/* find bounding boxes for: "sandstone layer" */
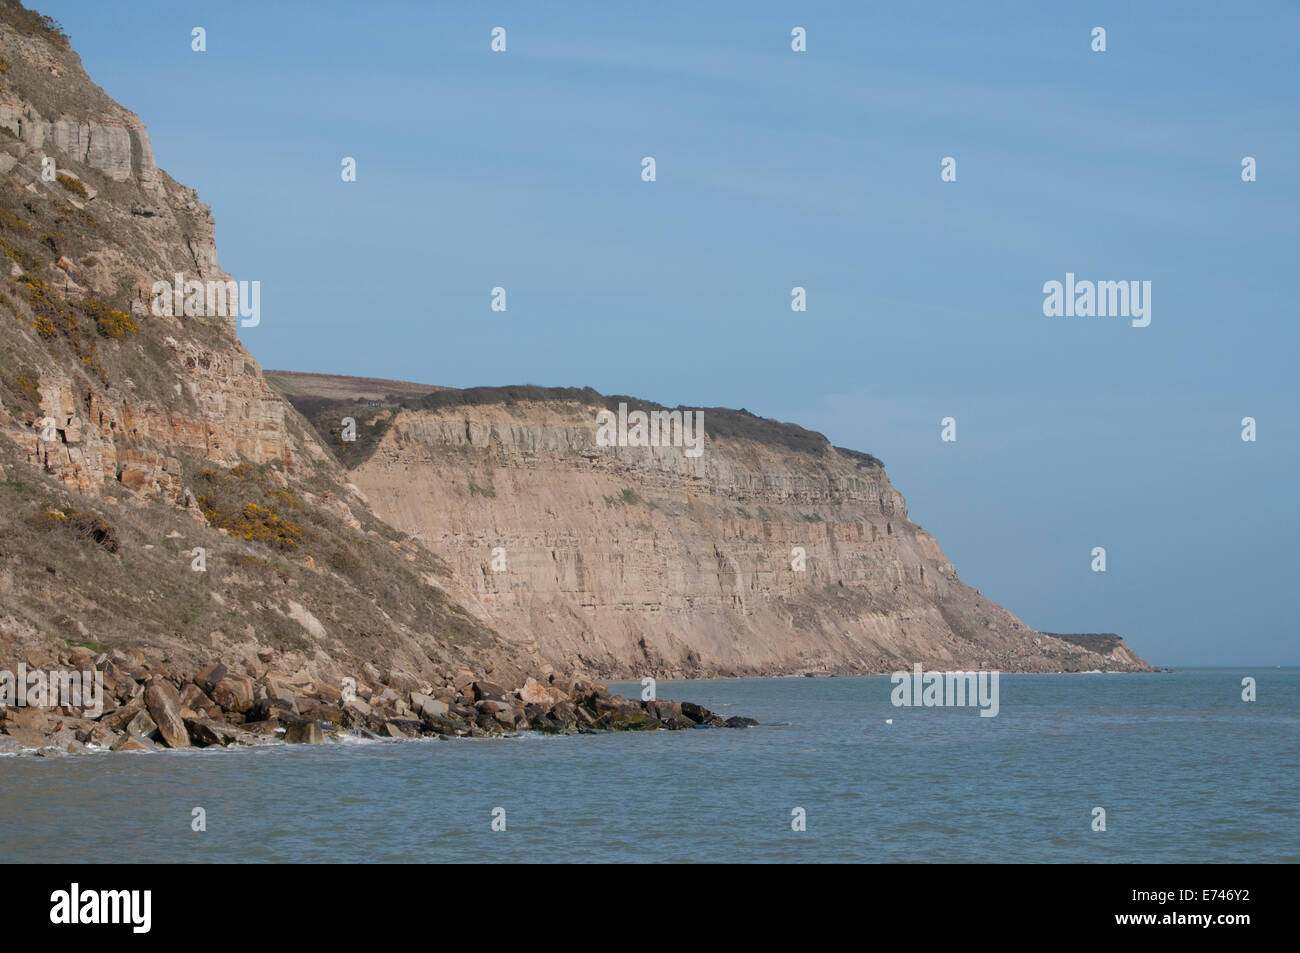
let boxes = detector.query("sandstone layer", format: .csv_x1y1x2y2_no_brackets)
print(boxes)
296,387,1154,679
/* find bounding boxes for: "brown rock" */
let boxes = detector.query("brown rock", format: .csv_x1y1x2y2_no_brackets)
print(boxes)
103,696,144,731
179,683,218,714
472,680,509,702
249,696,297,721
210,673,254,713
111,733,158,752
76,722,122,747
298,701,343,725
144,679,191,748
195,663,229,694
2,707,48,731
283,721,326,744
241,719,283,735
548,701,579,728
184,716,239,747
384,669,422,695
412,694,449,719
518,677,564,705
2,726,49,748
125,708,159,741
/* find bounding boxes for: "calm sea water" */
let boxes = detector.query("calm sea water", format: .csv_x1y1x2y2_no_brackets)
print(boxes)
0,669,1295,863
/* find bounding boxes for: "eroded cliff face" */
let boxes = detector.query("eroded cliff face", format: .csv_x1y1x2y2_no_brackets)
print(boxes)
0,11,297,501
344,396,1151,678
0,6,538,701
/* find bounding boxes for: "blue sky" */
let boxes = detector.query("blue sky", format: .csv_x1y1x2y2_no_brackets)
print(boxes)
38,1,1299,665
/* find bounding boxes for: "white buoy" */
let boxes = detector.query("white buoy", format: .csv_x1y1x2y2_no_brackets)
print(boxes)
885,719,893,725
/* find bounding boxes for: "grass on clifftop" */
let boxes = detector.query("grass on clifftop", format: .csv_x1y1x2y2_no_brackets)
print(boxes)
278,381,885,470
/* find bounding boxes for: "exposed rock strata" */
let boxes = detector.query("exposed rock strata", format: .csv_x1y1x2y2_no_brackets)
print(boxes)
330,393,1153,678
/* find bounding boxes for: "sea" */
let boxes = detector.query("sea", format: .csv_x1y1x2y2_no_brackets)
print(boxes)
0,669,1294,863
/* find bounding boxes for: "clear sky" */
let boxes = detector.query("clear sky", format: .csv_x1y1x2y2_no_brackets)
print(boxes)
36,1,1299,666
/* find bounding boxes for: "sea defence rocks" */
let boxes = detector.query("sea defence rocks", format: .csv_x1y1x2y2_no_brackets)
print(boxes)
0,652,754,755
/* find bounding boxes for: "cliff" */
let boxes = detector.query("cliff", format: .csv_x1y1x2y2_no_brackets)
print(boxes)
0,2,539,699
0,1,1149,754
284,382,1153,678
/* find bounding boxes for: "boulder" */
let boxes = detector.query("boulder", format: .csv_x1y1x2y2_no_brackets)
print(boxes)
184,716,241,747
241,719,283,735
645,699,682,721
724,716,759,728
283,721,327,744
210,674,255,713
195,663,228,694
124,708,159,741
179,683,218,714
384,669,422,695
102,697,144,731
109,670,143,703
2,706,48,731
2,726,49,748
548,702,579,728
298,701,343,725
681,701,725,726
518,677,564,706
600,708,660,731
76,722,122,747
382,719,424,738
249,696,297,722
472,680,510,703
420,713,469,736
144,679,191,748
263,675,296,703
340,699,373,729
110,733,157,752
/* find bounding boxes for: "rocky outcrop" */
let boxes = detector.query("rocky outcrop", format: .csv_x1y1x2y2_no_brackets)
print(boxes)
0,645,749,755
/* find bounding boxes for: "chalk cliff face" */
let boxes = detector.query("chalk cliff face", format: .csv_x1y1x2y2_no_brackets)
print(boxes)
292,387,1152,678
